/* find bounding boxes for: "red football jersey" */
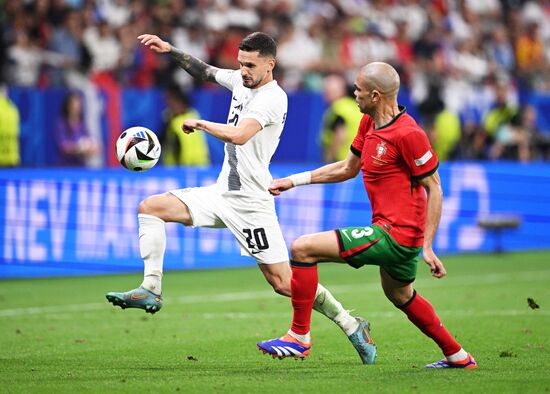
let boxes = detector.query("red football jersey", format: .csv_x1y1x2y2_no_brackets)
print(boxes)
350,108,439,247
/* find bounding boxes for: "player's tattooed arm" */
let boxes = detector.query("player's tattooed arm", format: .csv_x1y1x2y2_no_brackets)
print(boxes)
139,34,219,82
169,46,218,83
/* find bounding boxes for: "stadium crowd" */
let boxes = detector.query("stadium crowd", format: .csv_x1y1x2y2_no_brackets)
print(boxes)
1,0,550,163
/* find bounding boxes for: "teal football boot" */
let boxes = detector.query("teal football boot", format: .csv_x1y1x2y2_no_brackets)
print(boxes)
348,317,377,364
106,286,163,314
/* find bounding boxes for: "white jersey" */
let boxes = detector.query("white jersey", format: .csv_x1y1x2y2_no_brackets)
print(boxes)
214,69,287,197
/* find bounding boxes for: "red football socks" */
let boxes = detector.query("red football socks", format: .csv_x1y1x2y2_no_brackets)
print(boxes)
399,290,462,356
289,261,318,335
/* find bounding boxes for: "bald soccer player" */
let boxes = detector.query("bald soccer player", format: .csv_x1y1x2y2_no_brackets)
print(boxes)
257,62,476,369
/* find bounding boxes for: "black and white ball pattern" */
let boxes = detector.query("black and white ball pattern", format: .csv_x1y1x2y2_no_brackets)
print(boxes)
116,126,161,171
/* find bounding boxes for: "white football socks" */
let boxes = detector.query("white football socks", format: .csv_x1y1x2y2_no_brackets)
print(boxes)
138,213,166,295
288,330,311,345
447,348,468,362
314,284,360,336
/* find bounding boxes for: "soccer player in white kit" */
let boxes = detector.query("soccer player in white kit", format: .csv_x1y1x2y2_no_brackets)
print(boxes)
106,32,376,363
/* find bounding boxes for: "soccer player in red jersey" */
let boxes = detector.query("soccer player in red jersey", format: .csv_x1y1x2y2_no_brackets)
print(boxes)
257,62,476,369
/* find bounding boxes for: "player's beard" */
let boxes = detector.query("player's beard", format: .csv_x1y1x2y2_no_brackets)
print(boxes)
357,100,372,116
242,75,262,89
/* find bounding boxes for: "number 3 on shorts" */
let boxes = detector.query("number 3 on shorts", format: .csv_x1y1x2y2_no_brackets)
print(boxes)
348,226,374,239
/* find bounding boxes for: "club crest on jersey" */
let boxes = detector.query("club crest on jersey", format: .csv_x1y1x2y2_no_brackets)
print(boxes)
371,141,388,165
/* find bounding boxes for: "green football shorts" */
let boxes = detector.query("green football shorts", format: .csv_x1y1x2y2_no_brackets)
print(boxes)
334,224,422,282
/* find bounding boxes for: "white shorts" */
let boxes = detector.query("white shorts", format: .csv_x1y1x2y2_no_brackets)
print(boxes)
170,185,289,264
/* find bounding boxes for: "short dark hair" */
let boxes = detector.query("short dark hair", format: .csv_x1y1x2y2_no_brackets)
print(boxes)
239,32,277,58
61,91,83,120
165,85,190,108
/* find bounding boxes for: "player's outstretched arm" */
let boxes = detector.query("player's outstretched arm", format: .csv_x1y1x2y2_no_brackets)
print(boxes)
138,34,219,83
419,170,446,278
182,118,262,145
269,151,361,196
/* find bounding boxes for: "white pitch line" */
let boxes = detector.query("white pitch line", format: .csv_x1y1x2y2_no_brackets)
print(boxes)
0,270,548,318
199,309,550,320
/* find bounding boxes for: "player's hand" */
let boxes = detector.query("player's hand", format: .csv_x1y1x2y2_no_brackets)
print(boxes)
138,34,171,53
422,248,446,278
182,119,199,134
268,178,294,196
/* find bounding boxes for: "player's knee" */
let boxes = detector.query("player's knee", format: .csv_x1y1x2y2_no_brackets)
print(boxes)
138,196,157,215
384,287,413,306
271,281,290,297
290,236,314,262
266,273,290,296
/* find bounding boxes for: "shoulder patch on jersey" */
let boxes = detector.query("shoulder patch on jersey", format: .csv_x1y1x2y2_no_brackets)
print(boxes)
414,150,433,166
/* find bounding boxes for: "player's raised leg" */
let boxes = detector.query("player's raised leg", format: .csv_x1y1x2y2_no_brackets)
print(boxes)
380,268,477,368
106,193,193,314
258,231,377,363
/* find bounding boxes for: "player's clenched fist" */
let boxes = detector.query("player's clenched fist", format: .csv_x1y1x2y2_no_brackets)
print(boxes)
268,178,293,196
138,34,171,53
182,119,200,134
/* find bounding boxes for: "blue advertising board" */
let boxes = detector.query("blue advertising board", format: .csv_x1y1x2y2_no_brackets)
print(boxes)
1,163,549,278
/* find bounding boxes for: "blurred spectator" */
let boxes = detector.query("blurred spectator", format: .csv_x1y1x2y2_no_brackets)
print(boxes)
162,87,210,166
118,19,158,87
418,81,461,161
98,0,131,28
483,83,518,138
489,109,531,161
389,0,429,42
515,21,547,90
391,19,415,85
315,17,354,76
453,121,490,160
226,0,260,30
320,74,362,163
83,19,121,78
1,0,550,164
363,0,397,39
48,9,91,86
445,37,491,116
490,104,550,161
0,83,20,167
521,0,550,43
518,105,550,160
172,22,210,91
485,24,515,74
276,16,321,90
350,23,397,73
216,26,249,70
55,91,99,167
46,8,103,167
7,29,68,86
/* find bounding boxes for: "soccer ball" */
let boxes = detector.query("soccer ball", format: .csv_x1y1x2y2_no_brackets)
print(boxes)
116,126,161,171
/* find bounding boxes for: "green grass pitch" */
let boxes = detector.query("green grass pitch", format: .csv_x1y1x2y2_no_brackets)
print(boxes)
1,251,549,393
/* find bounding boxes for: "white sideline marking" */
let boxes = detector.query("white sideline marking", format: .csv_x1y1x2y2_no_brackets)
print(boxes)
198,309,550,320
0,270,548,318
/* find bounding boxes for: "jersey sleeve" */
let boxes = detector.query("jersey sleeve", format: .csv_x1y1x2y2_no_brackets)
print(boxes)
242,89,287,128
215,69,241,91
350,115,371,157
398,128,439,179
